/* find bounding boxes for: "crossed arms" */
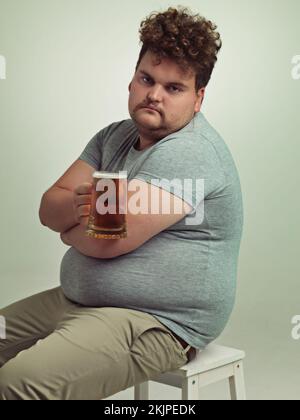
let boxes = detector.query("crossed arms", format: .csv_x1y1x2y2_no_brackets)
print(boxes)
39,159,192,259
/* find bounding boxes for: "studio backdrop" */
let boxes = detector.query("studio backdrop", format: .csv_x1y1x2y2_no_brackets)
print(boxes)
0,0,299,400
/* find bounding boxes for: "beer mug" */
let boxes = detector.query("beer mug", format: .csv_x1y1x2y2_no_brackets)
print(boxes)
86,171,128,239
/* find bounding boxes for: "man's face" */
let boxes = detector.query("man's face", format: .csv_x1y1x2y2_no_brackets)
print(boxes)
128,50,205,143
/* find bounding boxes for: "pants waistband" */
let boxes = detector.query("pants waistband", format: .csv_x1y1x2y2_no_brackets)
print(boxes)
171,332,194,358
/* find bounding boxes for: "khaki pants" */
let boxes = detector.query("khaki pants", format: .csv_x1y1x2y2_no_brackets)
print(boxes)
0,287,190,400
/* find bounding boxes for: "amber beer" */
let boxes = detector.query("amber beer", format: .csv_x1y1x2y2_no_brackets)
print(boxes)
86,171,127,239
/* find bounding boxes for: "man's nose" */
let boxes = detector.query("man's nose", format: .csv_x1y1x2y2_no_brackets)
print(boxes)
147,85,163,102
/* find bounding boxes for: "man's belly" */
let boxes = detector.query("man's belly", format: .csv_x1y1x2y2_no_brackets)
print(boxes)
59,237,210,310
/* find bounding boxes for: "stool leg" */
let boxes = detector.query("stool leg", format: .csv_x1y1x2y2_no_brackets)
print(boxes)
229,361,246,400
134,381,150,400
182,375,200,400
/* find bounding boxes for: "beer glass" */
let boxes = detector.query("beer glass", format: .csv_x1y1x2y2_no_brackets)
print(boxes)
86,171,127,239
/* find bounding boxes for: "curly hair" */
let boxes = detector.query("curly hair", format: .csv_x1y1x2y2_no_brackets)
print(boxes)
135,6,222,91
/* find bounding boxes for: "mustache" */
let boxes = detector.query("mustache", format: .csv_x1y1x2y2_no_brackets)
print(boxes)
136,103,162,115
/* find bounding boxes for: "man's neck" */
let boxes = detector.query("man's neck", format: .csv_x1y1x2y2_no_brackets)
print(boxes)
135,136,155,151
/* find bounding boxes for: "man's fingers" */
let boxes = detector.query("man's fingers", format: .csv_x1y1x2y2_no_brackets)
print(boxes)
78,205,91,218
74,194,92,206
74,183,93,195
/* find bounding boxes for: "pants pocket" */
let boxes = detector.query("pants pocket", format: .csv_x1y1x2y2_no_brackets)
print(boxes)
130,322,188,383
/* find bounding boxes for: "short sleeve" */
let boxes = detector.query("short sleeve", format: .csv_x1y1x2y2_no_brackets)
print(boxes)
132,137,226,215
78,120,128,170
78,131,104,170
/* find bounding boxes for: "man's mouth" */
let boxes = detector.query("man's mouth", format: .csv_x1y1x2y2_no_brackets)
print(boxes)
141,106,160,114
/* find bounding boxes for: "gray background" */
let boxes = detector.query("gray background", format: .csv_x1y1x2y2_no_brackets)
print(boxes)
0,0,299,399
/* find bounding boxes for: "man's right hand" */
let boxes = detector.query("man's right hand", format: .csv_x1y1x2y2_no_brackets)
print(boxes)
73,182,93,227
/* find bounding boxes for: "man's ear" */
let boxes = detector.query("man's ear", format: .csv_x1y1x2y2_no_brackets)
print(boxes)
194,88,205,113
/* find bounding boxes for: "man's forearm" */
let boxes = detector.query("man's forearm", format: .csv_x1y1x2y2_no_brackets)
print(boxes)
39,187,79,233
61,224,120,259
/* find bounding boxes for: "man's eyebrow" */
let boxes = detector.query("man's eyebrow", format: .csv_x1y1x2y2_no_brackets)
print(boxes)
138,70,189,88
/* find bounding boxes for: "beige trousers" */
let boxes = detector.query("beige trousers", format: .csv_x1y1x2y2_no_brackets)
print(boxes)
0,287,190,400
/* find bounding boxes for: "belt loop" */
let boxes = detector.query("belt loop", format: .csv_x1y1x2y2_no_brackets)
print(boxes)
183,344,191,354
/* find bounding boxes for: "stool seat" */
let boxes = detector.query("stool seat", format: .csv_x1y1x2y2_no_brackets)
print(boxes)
134,343,246,400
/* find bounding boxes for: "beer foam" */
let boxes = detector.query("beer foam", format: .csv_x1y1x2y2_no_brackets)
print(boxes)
93,171,127,179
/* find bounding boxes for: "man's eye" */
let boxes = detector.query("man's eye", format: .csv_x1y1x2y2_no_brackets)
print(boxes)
168,86,181,93
142,76,151,84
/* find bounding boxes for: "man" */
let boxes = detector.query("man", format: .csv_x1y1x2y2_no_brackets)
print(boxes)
0,7,243,400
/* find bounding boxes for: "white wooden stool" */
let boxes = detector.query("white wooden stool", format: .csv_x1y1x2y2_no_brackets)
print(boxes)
134,344,246,400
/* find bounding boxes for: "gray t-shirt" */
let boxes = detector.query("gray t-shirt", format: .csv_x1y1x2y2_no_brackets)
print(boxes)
60,111,244,349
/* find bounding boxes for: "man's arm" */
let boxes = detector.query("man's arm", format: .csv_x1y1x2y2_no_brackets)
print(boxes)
40,159,192,259
39,187,79,233
39,158,121,258
39,159,95,233
61,178,193,259
61,224,119,259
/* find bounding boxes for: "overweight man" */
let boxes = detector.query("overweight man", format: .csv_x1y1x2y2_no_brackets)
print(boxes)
0,7,243,400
